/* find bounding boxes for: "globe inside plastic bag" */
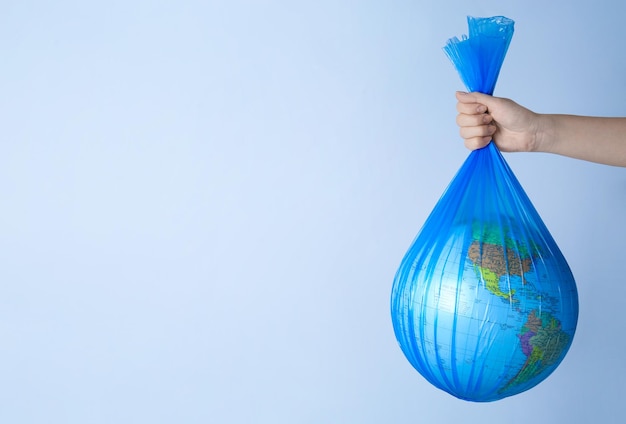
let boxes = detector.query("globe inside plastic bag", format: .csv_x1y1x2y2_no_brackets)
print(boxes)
390,16,579,402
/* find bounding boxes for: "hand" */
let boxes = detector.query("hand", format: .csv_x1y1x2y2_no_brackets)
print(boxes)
455,92,541,152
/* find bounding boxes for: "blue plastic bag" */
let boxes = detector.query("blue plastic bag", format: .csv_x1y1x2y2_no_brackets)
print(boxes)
390,16,579,402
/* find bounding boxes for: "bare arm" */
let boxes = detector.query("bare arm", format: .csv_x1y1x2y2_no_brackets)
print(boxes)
539,114,626,167
456,91,626,167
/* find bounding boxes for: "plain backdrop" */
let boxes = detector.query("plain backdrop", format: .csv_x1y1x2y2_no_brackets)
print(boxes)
1,1,625,423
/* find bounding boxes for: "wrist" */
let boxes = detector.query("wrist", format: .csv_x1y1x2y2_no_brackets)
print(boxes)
531,113,555,153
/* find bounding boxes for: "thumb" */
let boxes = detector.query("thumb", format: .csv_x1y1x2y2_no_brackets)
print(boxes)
455,91,496,106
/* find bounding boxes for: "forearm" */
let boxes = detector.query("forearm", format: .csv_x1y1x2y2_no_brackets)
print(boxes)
536,114,626,167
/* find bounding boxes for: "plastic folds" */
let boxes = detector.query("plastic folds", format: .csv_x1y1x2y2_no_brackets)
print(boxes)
390,17,579,402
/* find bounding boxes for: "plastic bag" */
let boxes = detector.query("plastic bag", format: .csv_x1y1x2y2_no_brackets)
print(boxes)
390,16,579,402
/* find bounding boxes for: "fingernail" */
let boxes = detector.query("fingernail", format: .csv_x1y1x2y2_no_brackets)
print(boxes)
457,91,468,95
477,105,487,113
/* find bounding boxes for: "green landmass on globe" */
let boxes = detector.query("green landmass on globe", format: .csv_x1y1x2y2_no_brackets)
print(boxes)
499,310,571,393
464,222,571,392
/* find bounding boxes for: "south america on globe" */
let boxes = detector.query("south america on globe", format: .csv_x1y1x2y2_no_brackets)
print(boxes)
390,16,579,402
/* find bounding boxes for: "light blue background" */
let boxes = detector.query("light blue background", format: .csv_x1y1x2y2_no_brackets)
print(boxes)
2,1,625,423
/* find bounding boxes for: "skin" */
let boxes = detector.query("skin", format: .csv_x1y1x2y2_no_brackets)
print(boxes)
455,91,626,167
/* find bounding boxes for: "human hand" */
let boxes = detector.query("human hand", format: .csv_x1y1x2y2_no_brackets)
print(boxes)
455,92,541,152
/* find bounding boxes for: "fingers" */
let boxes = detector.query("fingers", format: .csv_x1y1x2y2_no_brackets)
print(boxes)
455,91,497,150
459,121,496,141
458,111,496,150
457,102,487,115
456,111,492,127
456,102,495,150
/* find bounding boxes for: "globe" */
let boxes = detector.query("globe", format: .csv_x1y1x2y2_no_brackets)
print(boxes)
391,219,579,402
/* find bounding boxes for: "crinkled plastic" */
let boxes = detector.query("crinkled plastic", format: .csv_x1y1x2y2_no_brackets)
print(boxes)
390,16,579,402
